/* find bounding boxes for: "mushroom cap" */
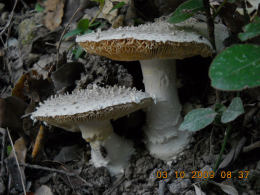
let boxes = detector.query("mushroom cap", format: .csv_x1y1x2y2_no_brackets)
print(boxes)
76,20,213,61
31,85,153,126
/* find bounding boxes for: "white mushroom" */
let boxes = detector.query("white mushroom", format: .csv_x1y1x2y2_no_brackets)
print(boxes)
76,20,213,161
31,85,153,175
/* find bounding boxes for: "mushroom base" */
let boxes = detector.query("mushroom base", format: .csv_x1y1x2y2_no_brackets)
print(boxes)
78,120,134,176
90,131,134,176
146,130,191,161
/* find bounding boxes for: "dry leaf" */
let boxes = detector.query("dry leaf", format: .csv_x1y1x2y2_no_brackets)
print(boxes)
44,0,65,31
10,137,27,163
210,181,239,195
193,184,206,195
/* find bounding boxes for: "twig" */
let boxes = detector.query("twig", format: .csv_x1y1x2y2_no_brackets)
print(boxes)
56,6,82,63
213,0,227,19
0,0,18,37
241,0,250,23
0,128,6,166
6,128,27,195
20,162,92,187
202,0,216,51
243,141,260,153
103,174,125,195
32,125,45,159
19,163,77,177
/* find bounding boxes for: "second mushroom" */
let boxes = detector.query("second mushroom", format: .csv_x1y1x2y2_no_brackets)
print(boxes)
31,85,152,175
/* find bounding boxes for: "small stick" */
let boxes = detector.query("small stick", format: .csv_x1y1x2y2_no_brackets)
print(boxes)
0,128,6,166
19,163,77,177
243,141,260,153
0,0,18,37
32,125,45,159
202,0,216,51
6,128,27,195
19,163,92,187
48,6,82,78
56,6,82,63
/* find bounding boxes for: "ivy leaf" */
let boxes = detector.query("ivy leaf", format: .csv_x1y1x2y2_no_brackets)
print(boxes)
168,0,204,24
179,108,217,132
239,17,260,41
63,28,83,39
209,44,260,91
221,97,244,123
109,2,125,13
77,19,90,32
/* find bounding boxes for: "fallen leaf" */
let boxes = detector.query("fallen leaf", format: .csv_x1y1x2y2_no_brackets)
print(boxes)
219,137,246,169
10,137,27,163
210,181,238,195
0,96,27,133
54,145,82,163
51,62,84,90
7,137,27,191
44,0,65,31
193,184,206,195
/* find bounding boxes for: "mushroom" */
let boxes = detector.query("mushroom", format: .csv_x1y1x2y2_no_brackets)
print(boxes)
31,85,153,175
76,19,213,161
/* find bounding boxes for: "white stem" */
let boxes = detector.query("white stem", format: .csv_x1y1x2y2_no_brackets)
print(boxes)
140,59,182,143
78,120,134,176
140,59,190,161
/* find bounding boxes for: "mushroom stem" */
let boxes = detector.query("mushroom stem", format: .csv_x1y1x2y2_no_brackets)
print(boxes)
140,59,190,160
78,120,134,175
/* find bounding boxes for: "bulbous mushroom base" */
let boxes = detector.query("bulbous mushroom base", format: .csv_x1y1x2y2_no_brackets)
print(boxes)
90,132,134,176
146,130,191,161
79,120,134,176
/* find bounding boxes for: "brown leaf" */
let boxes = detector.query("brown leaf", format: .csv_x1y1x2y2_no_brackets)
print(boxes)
12,74,27,100
44,0,65,31
10,137,27,164
0,96,27,132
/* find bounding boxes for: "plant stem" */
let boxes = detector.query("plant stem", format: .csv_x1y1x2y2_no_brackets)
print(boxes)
213,0,227,19
202,0,216,51
213,124,231,172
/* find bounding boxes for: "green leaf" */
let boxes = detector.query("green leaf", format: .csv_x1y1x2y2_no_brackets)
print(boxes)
77,19,90,32
239,17,260,41
35,3,44,12
109,2,125,13
179,108,217,132
90,21,101,27
63,28,83,39
221,97,244,123
73,47,84,59
7,145,12,155
209,44,260,91
168,0,204,24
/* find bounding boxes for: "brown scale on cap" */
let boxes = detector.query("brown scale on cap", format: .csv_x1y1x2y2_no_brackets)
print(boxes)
79,38,212,61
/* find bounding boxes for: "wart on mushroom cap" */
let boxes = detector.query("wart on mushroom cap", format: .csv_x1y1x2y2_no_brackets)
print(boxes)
76,19,213,161
31,85,153,175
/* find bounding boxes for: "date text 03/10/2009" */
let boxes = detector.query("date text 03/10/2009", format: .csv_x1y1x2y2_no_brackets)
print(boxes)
156,170,249,179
